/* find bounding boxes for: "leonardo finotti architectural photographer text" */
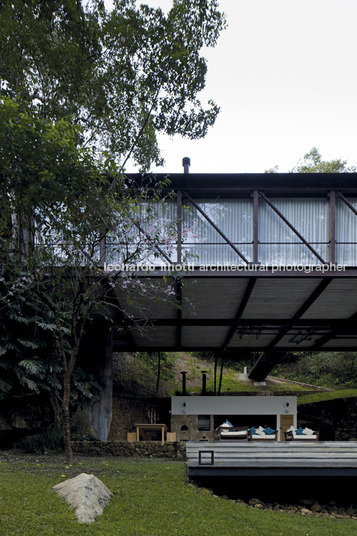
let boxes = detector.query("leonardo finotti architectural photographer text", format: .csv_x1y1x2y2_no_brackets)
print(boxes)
103,262,345,274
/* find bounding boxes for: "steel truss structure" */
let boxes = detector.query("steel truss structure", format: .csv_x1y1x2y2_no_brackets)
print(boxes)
106,173,357,380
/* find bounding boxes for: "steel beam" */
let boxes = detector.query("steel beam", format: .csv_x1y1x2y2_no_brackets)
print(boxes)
337,191,357,217
248,278,333,380
329,190,336,264
129,218,173,264
183,191,251,265
221,277,257,351
312,307,357,350
176,190,183,263
175,277,183,348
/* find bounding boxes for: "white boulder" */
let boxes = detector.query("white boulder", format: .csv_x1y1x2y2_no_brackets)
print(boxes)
53,473,113,524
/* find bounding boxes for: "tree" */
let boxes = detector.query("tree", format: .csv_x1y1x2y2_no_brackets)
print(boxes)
266,147,356,174
0,1,226,461
0,98,177,462
290,147,356,174
0,0,226,170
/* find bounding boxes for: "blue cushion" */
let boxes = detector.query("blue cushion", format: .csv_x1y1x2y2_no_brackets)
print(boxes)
264,427,276,435
296,426,304,435
249,426,256,435
226,420,234,428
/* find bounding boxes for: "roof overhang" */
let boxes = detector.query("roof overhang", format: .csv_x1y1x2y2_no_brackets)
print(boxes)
128,172,357,197
110,267,357,354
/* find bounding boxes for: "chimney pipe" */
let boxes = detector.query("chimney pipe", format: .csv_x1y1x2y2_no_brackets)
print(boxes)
181,371,187,395
182,157,190,174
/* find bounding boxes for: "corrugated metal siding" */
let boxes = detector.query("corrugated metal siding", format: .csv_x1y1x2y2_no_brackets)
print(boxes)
183,199,253,265
258,198,329,265
107,197,357,266
336,198,357,265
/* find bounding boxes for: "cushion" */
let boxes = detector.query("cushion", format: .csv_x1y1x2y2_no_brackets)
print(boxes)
249,426,256,435
221,430,247,437
251,434,276,439
264,426,276,435
255,426,265,435
296,426,304,435
292,433,317,440
303,427,315,436
217,420,234,430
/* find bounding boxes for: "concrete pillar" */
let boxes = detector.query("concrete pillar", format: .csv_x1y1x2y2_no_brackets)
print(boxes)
78,318,113,441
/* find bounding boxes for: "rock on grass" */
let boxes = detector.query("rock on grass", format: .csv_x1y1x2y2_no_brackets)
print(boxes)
53,473,113,524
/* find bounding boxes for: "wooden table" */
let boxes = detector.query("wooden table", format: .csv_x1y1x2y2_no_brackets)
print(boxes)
135,423,168,443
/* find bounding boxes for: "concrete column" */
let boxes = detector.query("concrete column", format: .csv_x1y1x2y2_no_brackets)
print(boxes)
78,318,113,441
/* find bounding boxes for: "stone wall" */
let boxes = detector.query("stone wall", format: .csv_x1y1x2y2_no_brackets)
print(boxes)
72,440,186,459
298,397,357,441
171,414,216,442
108,396,171,441
108,397,149,441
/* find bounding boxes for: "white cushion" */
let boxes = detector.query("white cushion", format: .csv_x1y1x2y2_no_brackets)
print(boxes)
292,431,317,439
251,434,276,440
220,430,247,437
218,420,234,430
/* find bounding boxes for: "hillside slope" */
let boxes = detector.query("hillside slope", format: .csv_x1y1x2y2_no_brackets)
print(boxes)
112,352,321,397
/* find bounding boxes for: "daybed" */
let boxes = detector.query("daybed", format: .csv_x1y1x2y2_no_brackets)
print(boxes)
285,426,319,441
249,426,278,441
216,420,250,441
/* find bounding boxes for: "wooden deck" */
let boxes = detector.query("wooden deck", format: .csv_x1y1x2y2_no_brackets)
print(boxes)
186,441,357,478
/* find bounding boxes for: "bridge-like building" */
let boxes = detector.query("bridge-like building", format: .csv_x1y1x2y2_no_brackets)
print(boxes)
103,170,357,381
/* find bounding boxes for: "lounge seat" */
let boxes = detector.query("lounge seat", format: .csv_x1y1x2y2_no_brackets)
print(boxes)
285,426,319,441
216,420,249,441
249,426,278,441
218,428,250,440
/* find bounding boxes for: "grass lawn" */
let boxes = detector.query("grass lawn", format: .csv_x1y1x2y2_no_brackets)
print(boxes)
298,389,357,405
0,454,356,535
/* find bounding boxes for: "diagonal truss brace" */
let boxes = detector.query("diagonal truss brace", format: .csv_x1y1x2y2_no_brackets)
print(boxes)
258,191,326,264
129,217,173,265
337,191,357,217
183,191,250,265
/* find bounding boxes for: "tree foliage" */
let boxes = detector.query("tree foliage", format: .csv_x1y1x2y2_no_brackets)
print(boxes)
0,96,178,461
0,0,226,170
267,147,356,174
275,352,357,389
290,147,356,174
0,0,226,460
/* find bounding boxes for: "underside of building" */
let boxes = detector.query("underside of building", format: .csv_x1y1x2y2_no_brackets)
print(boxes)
101,172,357,381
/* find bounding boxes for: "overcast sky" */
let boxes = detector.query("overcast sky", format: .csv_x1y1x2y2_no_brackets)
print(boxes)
108,1,357,174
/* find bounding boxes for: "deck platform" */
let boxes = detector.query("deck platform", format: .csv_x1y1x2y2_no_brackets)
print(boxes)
186,441,357,478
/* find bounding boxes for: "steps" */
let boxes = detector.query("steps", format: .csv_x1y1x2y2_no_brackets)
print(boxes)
186,441,357,477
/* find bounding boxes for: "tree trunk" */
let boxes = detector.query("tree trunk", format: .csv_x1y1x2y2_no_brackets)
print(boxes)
55,311,77,465
156,352,161,394
62,370,74,464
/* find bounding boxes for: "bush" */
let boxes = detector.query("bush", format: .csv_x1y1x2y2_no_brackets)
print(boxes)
15,423,63,454
274,352,357,388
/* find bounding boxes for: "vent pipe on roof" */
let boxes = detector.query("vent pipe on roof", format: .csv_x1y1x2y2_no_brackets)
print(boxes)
182,157,190,174
201,370,207,396
181,371,187,395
